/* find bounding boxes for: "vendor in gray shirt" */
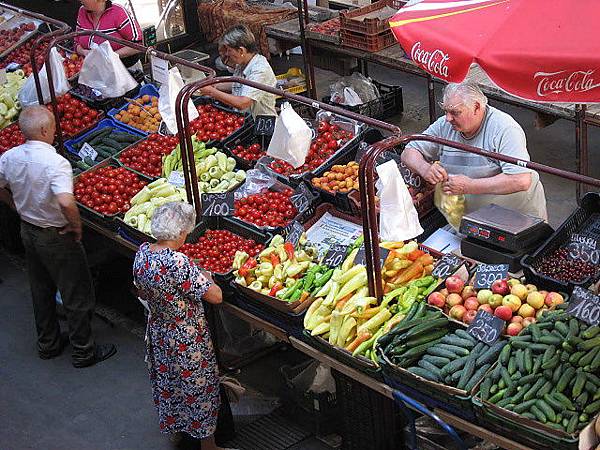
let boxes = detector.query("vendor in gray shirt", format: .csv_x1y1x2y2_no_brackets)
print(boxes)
402,81,547,221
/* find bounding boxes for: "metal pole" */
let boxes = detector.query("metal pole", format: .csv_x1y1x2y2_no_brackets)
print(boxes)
427,74,436,124
298,0,317,100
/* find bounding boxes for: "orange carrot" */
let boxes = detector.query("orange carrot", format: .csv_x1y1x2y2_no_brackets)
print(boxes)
414,253,434,267
345,331,372,352
299,291,310,302
335,294,353,310
407,249,425,261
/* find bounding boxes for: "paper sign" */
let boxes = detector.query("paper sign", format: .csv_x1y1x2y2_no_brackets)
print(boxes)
323,243,348,268
158,121,172,136
151,55,169,85
467,310,504,344
78,143,98,161
432,254,464,280
567,286,600,326
167,170,185,187
473,264,509,289
200,192,235,216
398,161,423,190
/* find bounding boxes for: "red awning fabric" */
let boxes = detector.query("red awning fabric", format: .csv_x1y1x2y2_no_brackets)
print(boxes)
390,0,600,103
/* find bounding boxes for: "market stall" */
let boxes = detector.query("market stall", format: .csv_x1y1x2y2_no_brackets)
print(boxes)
2,6,600,448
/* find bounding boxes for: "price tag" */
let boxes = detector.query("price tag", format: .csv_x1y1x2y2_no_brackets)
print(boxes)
566,286,600,326
200,192,235,216
290,183,312,214
432,254,464,280
566,233,600,265
354,245,390,268
167,170,185,188
158,121,172,136
284,220,304,247
398,161,423,190
78,142,98,161
323,243,348,268
467,310,504,344
254,115,276,136
151,55,169,85
473,264,509,289
0,69,7,85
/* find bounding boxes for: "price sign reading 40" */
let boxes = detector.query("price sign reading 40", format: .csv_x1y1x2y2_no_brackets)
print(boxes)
200,192,235,217
432,254,463,280
566,286,600,326
467,310,504,344
474,264,509,289
323,243,348,268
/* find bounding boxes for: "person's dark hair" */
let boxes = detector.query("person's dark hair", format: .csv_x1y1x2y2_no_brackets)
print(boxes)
220,25,258,54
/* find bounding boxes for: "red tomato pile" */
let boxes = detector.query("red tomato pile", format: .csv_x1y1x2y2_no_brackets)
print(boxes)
190,104,244,142
234,189,298,228
0,22,35,54
268,120,353,176
231,142,265,162
180,229,264,273
0,39,42,71
74,166,147,215
63,53,84,79
118,134,179,177
0,123,25,154
46,94,100,137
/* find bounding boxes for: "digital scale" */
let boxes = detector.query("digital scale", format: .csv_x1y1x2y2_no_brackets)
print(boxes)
459,204,553,272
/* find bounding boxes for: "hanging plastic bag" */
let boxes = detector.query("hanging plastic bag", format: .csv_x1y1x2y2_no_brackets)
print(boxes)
266,102,311,168
376,159,423,241
158,66,198,134
434,182,466,230
78,41,137,98
18,47,71,107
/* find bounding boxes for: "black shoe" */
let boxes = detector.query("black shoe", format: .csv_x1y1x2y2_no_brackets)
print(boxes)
39,332,69,360
72,344,117,368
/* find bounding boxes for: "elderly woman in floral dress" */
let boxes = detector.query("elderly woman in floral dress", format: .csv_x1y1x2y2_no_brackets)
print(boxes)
133,202,224,449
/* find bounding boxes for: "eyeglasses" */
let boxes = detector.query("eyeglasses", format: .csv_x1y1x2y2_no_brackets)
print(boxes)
438,101,464,118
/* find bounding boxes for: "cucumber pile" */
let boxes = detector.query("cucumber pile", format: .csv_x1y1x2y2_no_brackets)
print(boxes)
407,330,506,392
477,309,600,434
378,303,451,367
71,126,142,171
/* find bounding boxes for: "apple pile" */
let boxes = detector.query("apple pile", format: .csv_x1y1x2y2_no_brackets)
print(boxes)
427,276,565,335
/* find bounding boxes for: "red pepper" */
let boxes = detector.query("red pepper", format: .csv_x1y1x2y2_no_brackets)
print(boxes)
268,282,283,297
284,242,295,261
238,257,257,277
270,253,280,267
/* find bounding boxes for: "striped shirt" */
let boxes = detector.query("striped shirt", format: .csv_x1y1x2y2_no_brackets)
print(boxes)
75,2,142,52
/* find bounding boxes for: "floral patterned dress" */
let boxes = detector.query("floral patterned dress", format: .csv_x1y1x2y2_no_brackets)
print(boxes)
133,243,220,439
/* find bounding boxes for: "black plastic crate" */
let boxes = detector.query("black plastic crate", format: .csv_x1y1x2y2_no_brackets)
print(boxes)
322,80,403,120
522,192,600,293
69,70,144,112
222,126,270,171
332,369,404,450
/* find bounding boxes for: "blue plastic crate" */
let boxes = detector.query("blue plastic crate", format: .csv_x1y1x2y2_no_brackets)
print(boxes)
107,84,160,136
63,118,144,160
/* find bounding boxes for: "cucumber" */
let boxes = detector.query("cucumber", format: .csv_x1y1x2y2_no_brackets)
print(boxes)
440,355,469,376
488,388,507,404
517,374,537,386
457,358,476,390
476,341,506,366
524,348,533,373
584,399,600,415
542,345,556,365
490,384,498,395
402,339,444,359
566,414,578,434
543,393,565,413
479,377,492,401
454,329,477,342
552,365,563,384
579,346,600,368
404,318,448,339
417,359,442,377
591,346,600,370
499,344,511,366
510,335,532,342
569,351,585,365
523,378,545,402
569,318,580,337
543,368,554,380
508,355,517,375
469,342,487,360
516,349,525,373
441,334,475,349
508,383,529,404
407,366,439,381
576,391,589,409
500,367,513,389
75,160,90,171
537,380,553,398
532,355,543,374
428,346,460,360
557,366,576,393
464,363,491,392
530,323,541,342
513,399,536,414
536,399,557,422
553,392,576,410
541,354,560,370
582,325,600,339
586,372,600,387
572,371,587,398
538,335,562,346
422,355,451,368
83,156,96,166
530,404,547,423
435,344,470,357
84,126,112,143
554,321,569,337
407,329,448,347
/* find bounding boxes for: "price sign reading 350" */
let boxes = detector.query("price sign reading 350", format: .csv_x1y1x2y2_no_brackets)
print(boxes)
200,192,235,217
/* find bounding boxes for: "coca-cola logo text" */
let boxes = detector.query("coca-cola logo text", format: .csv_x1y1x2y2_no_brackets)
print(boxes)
410,41,450,78
534,70,600,97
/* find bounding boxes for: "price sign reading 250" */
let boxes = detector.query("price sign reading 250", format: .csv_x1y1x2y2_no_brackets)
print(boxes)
200,193,235,217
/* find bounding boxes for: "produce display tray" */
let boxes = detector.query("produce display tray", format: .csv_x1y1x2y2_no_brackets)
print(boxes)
305,29,340,45
69,78,142,112
341,29,397,53
0,26,38,60
232,293,305,338
339,0,403,35
222,125,270,171
521,192,600,293
107,84,160,136
322,80,403,121
64,117,145,160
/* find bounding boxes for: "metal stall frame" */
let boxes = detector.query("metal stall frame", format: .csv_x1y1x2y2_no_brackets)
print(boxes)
0,2,71,104
34,30,216,203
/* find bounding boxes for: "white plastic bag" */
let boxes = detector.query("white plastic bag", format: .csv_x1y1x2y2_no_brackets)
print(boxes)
266,102,311,168
342,87,363,106
376,159,423,241
18,47,71,107
158,67,198,134
78,41,137,98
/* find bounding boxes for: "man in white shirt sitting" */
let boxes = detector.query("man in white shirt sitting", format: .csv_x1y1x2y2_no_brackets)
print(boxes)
0,106,116,368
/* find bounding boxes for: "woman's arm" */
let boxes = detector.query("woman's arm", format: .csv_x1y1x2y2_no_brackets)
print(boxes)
200,85,252,110
115,46,141,58
203,284,223,305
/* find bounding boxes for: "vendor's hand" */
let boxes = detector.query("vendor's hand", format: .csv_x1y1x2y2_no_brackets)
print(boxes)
59,224,82,242
199,85,218,97
76,45,90,57
442,175,472,195
423,163,448,185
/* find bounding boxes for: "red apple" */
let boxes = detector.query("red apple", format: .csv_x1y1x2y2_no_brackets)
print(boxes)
464,297,480,311
445,276,465,294
461,285,477,300
506,322,524,336
449,304,467,321
478,304,493,315
463,309,478,324
446,293,464,307
510,315,523,323
522,317,536,327
545,292,564,308
494,305,513,321
491,279,510,296
427,292,446,308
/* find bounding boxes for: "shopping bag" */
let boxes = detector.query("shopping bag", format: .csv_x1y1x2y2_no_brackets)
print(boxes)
18,47,71,107
434,182,466,230
376,159,423,241
266,102,311,169
78,41,137,98
158,67,198,134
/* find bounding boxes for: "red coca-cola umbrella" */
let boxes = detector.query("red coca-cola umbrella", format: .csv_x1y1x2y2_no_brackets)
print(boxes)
389,0,600,103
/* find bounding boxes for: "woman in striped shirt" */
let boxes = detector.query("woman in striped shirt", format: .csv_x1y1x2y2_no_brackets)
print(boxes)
75,0,143,66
